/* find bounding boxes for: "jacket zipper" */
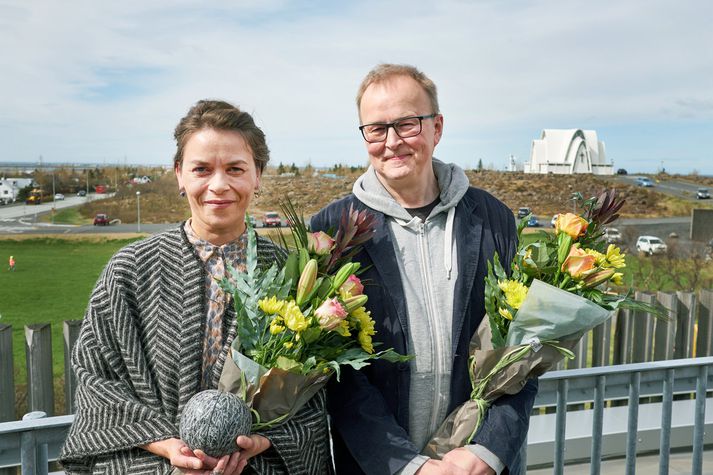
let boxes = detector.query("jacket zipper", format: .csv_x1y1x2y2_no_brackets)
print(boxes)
417,222,444,435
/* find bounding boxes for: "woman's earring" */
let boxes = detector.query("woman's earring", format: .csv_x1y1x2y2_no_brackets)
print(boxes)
179,189,186,198
254,189,261,198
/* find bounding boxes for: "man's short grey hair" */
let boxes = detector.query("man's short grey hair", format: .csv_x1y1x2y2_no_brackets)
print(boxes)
356,64,439,116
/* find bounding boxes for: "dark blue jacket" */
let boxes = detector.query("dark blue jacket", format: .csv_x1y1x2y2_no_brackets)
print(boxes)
311,187,538,475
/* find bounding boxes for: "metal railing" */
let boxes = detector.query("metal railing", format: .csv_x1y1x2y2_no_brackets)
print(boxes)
525,356,713,474
1,357,711,474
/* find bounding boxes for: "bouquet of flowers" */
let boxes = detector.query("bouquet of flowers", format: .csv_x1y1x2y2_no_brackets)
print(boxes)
187,201,409,449
423,189,667,458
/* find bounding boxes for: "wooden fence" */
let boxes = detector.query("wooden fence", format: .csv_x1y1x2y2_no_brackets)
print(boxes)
0,289,712,423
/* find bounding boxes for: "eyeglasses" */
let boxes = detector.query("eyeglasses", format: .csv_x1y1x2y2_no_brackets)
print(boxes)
359,114,437,143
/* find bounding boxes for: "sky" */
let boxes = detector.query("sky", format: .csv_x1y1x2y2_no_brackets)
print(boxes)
1,0,712,175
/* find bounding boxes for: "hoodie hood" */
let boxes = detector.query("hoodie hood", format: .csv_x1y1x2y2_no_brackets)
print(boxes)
353,159,470,279
352,158,470,220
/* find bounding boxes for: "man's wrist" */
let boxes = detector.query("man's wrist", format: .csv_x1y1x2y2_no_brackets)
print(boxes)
468,444,504,474
396,454,430,475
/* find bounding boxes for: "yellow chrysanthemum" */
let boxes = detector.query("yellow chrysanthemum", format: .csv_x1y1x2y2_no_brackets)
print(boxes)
283,341,294,349
497,280,529,310
350,306,376,353
334,320,351,337
269,316,285,335
612,272,624,286
605,244,626,269
351,307,375,334
583,248,607,267
498,307,513,321
358,331,374,354
259,296,286,315
281,301,309,332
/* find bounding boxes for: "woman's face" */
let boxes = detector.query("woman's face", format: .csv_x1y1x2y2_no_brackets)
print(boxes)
175,127,261,245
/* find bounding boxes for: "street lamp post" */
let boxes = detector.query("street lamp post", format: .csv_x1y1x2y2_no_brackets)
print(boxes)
136,191,141,233
52,172,56,224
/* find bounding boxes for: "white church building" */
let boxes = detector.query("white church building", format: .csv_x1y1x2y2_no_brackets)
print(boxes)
524,129,614,175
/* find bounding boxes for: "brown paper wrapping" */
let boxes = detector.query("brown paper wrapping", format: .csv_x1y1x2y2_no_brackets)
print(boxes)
218,348,332,425
422,319,578,459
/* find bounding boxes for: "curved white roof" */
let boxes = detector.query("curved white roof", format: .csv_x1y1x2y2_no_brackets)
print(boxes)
525,129,612,175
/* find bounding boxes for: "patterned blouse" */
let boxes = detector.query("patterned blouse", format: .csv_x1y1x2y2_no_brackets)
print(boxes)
184,221,247,388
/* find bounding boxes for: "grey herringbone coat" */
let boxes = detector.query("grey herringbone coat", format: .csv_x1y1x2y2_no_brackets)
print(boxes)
59,225,333,474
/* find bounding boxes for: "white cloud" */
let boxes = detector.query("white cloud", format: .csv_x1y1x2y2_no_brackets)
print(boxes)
0,0,711,173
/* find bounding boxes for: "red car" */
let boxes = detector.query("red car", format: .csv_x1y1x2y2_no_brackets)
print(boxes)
93,213,110,226
262,212,282,227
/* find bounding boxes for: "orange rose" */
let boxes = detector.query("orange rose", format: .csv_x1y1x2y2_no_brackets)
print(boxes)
555,213,589,239
561,245,597,279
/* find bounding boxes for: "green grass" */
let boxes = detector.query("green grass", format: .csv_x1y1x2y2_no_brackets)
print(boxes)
0,237,141,385
39,207,90,225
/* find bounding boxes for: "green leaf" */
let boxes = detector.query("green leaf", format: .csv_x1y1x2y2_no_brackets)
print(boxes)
275,356,301,372
301,326,322,344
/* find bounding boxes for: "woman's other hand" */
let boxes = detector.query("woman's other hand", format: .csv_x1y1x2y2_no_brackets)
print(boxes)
142,438,207,472
188,435,270,475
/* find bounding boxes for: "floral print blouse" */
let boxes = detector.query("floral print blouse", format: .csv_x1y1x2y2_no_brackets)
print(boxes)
184,221,247,388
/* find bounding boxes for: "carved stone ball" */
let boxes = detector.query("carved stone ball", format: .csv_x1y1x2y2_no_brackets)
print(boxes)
179,390,252,458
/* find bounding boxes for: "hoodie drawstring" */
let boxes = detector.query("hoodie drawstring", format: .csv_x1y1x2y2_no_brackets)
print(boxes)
444,207,455,280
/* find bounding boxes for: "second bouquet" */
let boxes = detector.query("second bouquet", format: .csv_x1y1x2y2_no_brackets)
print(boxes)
423,189,667,458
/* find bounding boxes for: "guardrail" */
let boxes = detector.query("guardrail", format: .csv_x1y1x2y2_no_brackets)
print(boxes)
1,357,710,474
3,289,712,424
525,356,712,474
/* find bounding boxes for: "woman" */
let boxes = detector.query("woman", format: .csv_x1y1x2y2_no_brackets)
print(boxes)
60,100,333,474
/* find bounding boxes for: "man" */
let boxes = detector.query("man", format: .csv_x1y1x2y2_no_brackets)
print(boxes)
311,64,537,475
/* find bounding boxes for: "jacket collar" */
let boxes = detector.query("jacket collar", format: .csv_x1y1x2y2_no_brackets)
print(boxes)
450,192,483,355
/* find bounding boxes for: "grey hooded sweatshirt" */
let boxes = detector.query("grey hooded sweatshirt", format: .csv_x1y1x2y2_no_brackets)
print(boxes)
352,158,470,452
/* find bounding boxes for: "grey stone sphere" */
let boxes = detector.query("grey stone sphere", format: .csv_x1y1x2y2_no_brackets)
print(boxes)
179,390,252,458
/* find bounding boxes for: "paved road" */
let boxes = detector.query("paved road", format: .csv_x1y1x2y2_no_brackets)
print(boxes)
615,175,711,202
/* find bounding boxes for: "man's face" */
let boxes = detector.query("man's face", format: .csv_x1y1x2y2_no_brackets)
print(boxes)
359,75,443,191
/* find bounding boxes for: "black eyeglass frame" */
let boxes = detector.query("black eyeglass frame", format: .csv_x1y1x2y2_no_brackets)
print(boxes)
359,113,438,143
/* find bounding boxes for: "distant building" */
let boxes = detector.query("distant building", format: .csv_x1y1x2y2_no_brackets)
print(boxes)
524,129,613,175
0,177,33,203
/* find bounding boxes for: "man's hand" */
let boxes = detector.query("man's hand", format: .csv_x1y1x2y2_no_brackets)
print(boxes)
442,448,495,475
415,459,469,474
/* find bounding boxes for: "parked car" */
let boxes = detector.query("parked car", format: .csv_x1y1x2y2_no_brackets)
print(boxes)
526,215,540,227
262,212,282,227
54,193,65,201
636,177,654,187
517,207,532,219
696,188,711,199
77,190,87,197
603,227,623,244
550,214,558,228
93,213,110,226
636,235,667,256
616,168,628,175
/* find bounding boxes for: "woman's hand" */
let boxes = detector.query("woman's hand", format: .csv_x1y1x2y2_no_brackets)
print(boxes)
142,434,270,474
142,438,211,472
182,435,271,475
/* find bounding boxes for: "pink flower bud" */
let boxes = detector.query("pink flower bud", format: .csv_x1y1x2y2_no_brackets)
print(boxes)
307,231,335,256
339,274,364,296
314,297,348,331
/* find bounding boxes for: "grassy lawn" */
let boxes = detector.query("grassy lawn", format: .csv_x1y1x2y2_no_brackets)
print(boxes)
0,237,141,386
39,207,91,225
